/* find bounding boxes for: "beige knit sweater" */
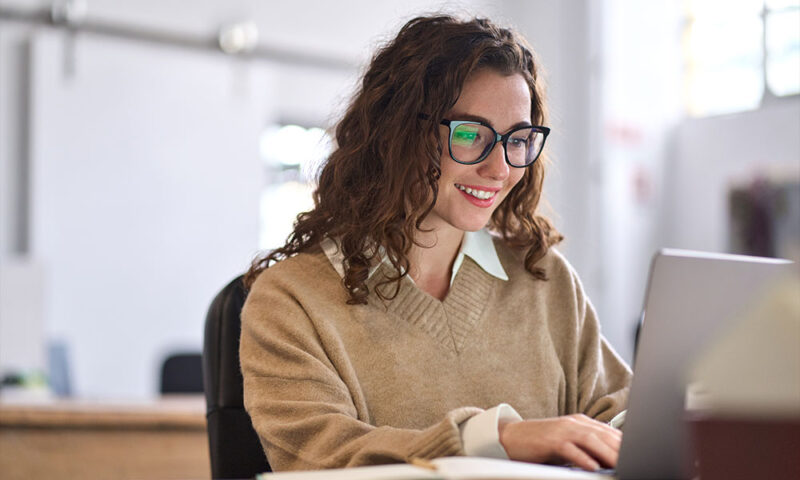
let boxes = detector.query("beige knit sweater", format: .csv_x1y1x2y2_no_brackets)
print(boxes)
240,240,631,471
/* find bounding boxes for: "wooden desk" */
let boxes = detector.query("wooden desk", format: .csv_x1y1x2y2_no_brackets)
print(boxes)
0,395,210,480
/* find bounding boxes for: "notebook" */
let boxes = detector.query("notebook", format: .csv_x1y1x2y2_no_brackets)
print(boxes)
258,456,611,480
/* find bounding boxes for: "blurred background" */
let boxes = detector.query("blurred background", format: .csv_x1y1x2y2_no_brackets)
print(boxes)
0,0,798,400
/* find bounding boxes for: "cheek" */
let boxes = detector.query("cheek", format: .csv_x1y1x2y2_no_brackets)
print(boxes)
435,161,455,197
507,168,526,191
437,128,450,164
438,156,467,185
498,169,527,205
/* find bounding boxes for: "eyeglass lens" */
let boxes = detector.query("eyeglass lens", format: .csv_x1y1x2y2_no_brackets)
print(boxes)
450,122,544,166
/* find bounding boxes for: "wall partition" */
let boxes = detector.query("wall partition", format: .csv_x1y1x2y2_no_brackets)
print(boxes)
28,29,270,397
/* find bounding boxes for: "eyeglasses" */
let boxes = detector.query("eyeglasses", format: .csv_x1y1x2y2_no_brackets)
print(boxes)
440,119,550,168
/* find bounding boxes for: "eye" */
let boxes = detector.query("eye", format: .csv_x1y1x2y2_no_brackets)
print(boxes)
508,136,528,149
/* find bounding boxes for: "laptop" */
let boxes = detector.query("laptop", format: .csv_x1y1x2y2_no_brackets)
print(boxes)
608,249,793,480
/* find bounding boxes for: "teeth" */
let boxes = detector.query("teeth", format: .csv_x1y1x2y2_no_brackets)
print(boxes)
456,184,495,200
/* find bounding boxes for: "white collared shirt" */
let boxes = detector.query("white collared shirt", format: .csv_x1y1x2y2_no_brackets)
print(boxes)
321,229,509,286
320,228,521,459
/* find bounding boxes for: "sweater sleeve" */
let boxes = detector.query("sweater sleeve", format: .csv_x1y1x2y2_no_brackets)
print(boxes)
240,272,481,471
571,271,632,423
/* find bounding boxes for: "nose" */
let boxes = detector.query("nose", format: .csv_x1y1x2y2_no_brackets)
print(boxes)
477,140,510,181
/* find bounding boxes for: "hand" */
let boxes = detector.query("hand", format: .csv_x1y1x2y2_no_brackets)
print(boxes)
498,414,622,471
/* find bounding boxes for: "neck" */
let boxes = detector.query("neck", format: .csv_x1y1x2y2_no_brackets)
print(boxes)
408,227,464,300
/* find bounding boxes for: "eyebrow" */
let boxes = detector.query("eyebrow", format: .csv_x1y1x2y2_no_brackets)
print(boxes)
449,112,532,131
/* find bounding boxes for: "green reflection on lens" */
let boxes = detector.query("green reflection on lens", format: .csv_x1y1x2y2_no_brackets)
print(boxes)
452,125,480,146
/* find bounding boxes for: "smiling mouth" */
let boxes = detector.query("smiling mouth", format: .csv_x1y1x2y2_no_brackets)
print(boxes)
454,183,498,200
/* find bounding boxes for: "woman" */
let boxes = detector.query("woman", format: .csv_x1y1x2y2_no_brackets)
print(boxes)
240,15,631,472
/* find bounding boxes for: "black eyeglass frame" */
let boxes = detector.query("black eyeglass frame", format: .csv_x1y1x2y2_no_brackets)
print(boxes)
440,119,550,168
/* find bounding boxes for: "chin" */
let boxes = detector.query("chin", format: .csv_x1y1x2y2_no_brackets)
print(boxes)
452,217,491,232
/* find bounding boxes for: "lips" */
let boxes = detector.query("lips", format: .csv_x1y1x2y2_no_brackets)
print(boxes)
454,183,499,208
454,183,500,200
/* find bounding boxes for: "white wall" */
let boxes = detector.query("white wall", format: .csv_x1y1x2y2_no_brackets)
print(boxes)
0,15,42,376
666,99,800,252
26,30,272,398
597,0,685,361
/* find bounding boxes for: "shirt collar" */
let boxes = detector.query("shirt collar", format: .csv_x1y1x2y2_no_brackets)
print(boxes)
451,229,509,284
320,229,508,286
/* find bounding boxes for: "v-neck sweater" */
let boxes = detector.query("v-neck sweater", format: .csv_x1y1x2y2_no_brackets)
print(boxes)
240,240,631,471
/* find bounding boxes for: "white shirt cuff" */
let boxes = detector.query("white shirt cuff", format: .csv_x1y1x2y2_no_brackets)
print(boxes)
459,403,522,459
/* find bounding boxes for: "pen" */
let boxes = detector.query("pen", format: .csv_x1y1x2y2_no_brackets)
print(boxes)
410,457,438,471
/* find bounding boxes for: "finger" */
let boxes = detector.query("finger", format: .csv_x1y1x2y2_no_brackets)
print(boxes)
558,417,620,459
573,415,623,443
557,441,600,472
574,431,620,468
591,423,623,448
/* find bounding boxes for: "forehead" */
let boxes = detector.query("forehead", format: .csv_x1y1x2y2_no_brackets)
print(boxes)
449,69,532,129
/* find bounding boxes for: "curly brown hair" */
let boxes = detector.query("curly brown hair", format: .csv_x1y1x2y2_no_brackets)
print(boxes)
245,14,562,304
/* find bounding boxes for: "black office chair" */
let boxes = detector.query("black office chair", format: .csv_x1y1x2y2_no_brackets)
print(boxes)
160,352,204,394
203,275,271,478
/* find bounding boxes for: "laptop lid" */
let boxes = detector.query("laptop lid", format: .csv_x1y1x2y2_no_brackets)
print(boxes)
615,249,792,480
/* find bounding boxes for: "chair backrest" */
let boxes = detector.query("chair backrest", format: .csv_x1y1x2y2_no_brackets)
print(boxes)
160,352,203,394
202,275,271,478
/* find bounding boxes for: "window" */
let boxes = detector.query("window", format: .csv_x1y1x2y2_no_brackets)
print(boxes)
258,124,332,249
685,0,799,116
766,0,800,96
